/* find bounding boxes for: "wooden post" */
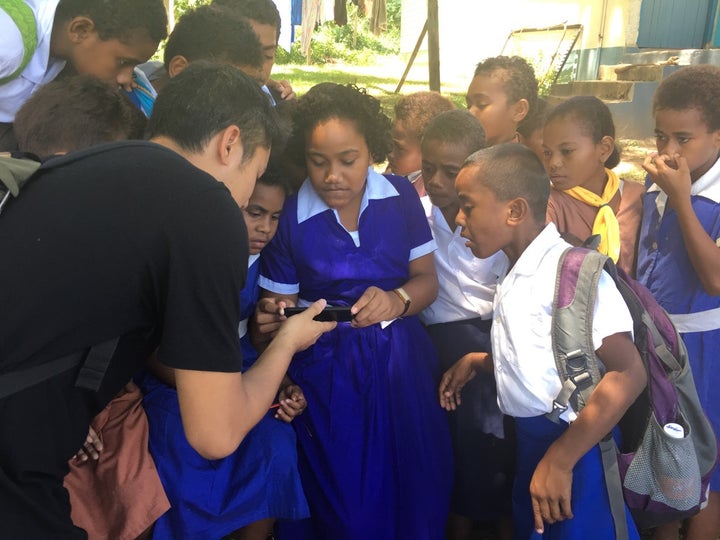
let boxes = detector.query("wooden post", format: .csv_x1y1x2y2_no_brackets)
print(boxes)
427,0,440,91
394,19,428,94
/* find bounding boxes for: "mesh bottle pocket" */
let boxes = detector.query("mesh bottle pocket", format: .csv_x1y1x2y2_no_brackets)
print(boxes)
622,411,702,512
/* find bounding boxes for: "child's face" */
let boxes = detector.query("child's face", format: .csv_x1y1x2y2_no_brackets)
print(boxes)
71,31,158,89
455,165,510,259
242,183,285,255
306,118,373,212
248,19,278,85
654,108,720,182
466,70,523,145
542,116,610,194
421,138,467,210
388,119,422,176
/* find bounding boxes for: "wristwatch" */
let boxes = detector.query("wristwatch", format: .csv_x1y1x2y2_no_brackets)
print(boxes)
392,287,411,317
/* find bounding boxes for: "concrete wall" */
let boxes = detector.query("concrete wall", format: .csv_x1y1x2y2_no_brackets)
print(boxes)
400,0,640,83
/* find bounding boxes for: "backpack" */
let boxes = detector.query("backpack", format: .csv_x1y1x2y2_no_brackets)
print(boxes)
0,0,38,86
548,246,719,535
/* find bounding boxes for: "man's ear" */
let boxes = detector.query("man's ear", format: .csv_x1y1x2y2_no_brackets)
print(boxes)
506,197,529,226
167,55,190,78
511,98,530,124
68,17,95,43
217,125,243,166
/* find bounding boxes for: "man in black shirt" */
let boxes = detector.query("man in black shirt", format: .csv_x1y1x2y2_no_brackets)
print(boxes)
0,62,335,537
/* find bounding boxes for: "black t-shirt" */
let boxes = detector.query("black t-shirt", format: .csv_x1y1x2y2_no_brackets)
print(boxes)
0,141,248,535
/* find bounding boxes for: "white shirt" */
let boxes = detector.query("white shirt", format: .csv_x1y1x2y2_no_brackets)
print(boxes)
491,223,634,419
0,0,64,122
420,204,507,325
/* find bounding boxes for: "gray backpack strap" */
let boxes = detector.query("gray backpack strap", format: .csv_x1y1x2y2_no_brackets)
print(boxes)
600,436,630,540
547,247,607,422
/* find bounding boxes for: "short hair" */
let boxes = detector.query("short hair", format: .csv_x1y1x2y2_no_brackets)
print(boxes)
212,0,281,38
257,160,291,196
394,91,455,143
473,55,538,114
463,143,550,223
653,64,720,131
517,97,551,138
286,82,392,165
422,109,487,155
146,62,280,159
163,5,262,70
545,95,621,168
55,0,168,44
14,75,146,156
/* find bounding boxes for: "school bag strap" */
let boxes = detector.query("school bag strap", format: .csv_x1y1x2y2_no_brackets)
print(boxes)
0,151,41,215
0,337,120,400
0,0,38,86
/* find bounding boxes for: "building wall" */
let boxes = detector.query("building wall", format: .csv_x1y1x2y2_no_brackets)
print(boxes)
400,0,641,83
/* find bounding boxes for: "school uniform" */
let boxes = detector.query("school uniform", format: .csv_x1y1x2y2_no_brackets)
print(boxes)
259,169,453,540
421,204,513,520
492,222,640,539
139,253,309,539
636,157,720,491
0,0,64,123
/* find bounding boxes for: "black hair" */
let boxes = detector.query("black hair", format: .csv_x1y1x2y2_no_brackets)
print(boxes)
212,0,281,38
653,64,720,132
545,95,621,168
473,55,538,115
394,91,455,143
14,75,146,156
463,143,550,223
55,0,168,44
146,61,280,159
257,160,291,196
163,5,262,71
286,82,392,165
422,109,487,155
517,97,551,138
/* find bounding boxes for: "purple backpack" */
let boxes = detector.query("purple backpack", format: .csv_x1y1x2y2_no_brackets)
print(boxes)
549,247,718,534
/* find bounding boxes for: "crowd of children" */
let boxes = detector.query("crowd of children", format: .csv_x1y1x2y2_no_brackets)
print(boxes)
1,1,720,539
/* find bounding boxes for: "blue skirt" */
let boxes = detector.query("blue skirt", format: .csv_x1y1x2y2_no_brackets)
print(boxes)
138,373,309,540
513,415,640,540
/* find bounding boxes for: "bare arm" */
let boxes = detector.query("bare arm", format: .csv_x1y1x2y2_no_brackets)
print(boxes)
174,299,334,460
529,331,647,533
350,252,439,327
644,153,720,294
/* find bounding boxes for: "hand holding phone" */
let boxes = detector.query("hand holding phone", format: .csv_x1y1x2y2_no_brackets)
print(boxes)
284,306,354,322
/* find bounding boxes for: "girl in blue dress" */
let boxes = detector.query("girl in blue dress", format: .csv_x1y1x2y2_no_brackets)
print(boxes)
255,83,453,540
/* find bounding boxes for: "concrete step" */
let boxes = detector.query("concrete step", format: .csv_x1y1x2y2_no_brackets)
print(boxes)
551,80,635,101
598,63,681,82
621,48,720,66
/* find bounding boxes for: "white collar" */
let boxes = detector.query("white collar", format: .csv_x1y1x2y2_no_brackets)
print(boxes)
296,167,399,224
247,253,260,269
648,155,720,203
507,222,564,278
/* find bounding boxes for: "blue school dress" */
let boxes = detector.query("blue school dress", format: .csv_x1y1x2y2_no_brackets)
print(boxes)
139,255,309,539
637,170,720,491
259,170,453,540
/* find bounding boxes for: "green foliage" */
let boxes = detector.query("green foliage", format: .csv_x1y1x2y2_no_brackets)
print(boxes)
173,0,210,19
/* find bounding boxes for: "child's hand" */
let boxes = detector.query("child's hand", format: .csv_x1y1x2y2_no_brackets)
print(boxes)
255,297,292,339
643,152,692,202
438,352,489,411
274,384,307,423
267,78,296,101
72,426,103,465
351,286,404,327
529,446,574,534
274,299,337,353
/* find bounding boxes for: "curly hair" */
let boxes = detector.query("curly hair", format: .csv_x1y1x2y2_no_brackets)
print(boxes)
473,55,538,116
212,0,281,37
286,83,392,165
164,5,262,70
422,109,486,156
394,91,455,143
55,0,168,44
545,95,621,169
653,65,720,131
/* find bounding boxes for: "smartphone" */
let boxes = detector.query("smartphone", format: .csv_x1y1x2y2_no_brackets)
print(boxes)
283,306,355,322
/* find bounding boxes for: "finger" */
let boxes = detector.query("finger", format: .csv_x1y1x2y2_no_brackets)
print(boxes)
531,497,545,534
351,288,377,316
559,494,573,520
302,298,328,319
274,409,293,423
548,496,564,523
675,154,689,174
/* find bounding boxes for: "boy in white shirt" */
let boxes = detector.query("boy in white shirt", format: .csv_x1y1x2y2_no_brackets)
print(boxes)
453,143,646,538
